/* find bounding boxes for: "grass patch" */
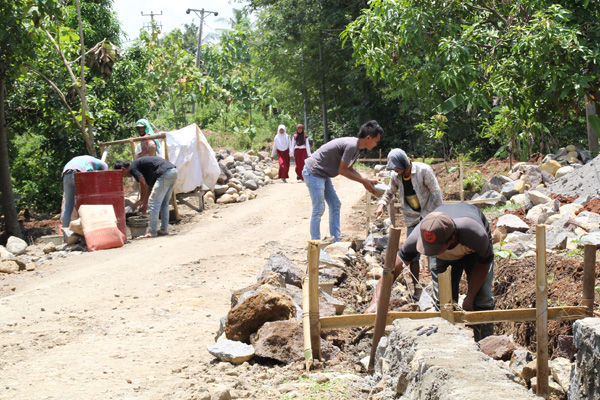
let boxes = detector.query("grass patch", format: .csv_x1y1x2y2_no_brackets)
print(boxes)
482,202,521,220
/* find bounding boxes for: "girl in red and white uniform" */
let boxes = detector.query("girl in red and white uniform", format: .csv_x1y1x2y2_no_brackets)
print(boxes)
291,124,311,181
271,124,292,182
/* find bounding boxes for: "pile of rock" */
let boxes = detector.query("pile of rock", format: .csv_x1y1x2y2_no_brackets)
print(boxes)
205,150,279,206
493,191,600,258
473,153,599,206
542,144,593,166
207,245,355,366
0,235,80,275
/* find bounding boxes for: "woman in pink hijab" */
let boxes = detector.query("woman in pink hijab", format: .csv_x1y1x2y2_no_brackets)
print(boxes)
291,124,311,181
271,124,292,182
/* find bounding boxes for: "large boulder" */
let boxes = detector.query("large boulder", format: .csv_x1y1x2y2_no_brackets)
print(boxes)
527,190,552,206
496,214,529,233
6,236,27,255
225,287,296,343
478,335,519,361
540,160,561,176
206,339,255,365
523,165,543,188
501,180,525,199
250,320,340,364
259,252,304,288
569,318,600,399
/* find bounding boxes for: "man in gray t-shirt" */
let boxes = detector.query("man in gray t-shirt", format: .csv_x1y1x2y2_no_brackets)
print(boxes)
302,120,383,242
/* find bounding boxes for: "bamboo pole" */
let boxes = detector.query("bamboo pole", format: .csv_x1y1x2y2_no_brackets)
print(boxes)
388,202,396,227
459,161,464,202
302,276,313,371
99,144,107,163
307,240,322,361
582,244,597,317
536,225,549,399
365,191,372,237
129,140,137,160
368,227,402,373
99,133,167,146
319,306,588,330
438,267,454,323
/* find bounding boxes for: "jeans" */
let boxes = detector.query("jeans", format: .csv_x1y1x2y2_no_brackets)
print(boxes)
430,254,495,340
302,166,341,242
62,173,76,228
148,168,178,233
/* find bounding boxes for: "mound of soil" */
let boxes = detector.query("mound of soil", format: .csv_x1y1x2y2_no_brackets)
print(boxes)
493,253,600,358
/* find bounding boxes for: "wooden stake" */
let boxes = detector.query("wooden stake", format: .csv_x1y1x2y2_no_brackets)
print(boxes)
302,276,313,371
536,225,549,399
583,244,597,317
307,240,322,361
438,267,454,323
368,227,402,373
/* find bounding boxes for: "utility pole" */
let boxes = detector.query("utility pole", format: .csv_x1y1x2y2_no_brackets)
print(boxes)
141,10,163,38
186,8,218,114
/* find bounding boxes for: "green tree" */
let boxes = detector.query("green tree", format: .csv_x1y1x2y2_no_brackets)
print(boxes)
344,0,600,158
0,0,62,237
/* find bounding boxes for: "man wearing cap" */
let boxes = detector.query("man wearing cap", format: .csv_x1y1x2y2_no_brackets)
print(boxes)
365,149,442,312
398,203,495,340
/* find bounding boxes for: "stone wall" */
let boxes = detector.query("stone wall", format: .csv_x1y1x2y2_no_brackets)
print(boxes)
569,317,600,400
370,317,538,399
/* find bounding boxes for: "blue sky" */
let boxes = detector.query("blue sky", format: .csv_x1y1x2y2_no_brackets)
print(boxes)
112,0,249,45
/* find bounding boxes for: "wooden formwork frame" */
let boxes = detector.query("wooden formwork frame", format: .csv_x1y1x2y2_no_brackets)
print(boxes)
302,224,597,398
98,134,179,220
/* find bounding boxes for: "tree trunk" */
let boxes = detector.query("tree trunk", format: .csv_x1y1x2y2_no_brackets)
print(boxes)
75,0,96,157
0,73,23,239
586,97,600,153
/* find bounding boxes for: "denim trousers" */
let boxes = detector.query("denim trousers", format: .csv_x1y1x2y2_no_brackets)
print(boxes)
148,168,178,233
430,254,495,340
62,173,76,228
302,166,341,242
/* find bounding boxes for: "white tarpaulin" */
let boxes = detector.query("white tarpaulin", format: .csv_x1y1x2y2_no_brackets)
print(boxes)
165,124,220,194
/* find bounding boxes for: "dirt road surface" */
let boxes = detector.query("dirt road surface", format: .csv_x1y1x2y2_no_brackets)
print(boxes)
0,175,366,399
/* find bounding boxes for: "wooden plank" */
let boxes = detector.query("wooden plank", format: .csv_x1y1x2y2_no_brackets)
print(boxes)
368,227,401,373
307,240,322,360
582,244,597,316
438,267,454,323
320,311,444,330
536,225,549,399
461,307,587,324
319,306,587,330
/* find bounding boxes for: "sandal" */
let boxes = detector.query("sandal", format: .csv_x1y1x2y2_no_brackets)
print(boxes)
157,229,169,236
140,232,157,238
